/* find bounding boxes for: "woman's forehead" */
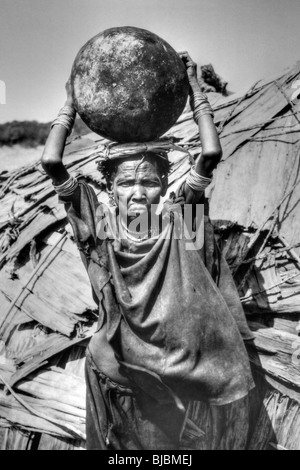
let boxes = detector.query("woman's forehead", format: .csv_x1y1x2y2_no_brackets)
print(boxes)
115,157,159,175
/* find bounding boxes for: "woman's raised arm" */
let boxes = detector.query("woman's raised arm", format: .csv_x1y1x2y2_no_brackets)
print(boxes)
179,52,222,203
41,78,76,186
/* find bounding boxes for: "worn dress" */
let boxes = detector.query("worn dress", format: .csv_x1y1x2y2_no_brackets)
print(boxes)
60,179,254,450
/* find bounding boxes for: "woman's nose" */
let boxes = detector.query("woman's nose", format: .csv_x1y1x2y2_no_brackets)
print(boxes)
132,184,146,200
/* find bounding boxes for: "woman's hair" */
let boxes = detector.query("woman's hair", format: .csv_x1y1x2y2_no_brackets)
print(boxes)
97,152,172,189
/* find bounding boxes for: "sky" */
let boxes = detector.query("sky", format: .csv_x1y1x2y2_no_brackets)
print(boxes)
1,0,300,124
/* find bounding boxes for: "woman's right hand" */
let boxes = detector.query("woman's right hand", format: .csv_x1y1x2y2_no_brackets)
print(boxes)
65,76,74,107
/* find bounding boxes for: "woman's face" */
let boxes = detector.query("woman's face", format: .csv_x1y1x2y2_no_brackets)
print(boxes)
112,155,166,220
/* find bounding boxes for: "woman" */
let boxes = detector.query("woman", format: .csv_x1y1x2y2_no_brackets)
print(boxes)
42,52,254,450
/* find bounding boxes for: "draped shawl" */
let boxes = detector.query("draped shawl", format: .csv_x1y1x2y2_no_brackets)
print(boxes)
62,181,254,408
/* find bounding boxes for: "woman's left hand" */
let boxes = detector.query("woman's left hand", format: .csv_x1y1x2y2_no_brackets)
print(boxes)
178,51,198,85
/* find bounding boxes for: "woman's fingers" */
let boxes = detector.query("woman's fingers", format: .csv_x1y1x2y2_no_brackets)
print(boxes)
65,77,71,91
178,51,188,58
178,51,196,71
64,77,74,106
179,51,193,61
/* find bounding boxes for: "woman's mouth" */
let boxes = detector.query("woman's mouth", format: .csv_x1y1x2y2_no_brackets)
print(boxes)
128,203,148,213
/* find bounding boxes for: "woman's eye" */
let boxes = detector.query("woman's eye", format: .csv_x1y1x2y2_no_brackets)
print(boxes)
118,181,133,187
117,180,159,187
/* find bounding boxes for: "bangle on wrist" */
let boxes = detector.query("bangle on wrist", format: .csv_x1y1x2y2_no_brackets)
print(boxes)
186,165,212,192
190,91,214,122
51,105,76,136
53,175,78,196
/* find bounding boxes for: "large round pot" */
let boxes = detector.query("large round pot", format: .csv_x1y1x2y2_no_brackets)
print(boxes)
71,26,189,142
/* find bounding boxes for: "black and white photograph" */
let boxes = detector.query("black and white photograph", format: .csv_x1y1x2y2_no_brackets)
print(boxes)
0,0,300,453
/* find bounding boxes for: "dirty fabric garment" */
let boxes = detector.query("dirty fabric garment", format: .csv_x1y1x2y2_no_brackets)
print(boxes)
61,180,254,448
85,350,188,450
85,350,250,450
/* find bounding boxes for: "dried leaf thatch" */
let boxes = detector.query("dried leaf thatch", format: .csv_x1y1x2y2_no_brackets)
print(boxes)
1,61,300,450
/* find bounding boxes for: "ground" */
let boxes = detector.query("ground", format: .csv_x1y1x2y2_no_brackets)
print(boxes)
0,145,43,173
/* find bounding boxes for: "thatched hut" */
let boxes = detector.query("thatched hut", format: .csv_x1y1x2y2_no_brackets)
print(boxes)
1,61,300,450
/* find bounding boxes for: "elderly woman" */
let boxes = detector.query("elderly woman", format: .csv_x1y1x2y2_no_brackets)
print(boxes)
41,53,254,450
